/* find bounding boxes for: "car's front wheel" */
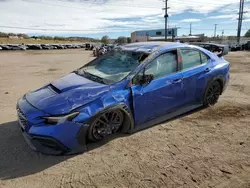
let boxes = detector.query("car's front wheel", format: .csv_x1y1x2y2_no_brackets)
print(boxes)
88,109,124,142
204,81,222,106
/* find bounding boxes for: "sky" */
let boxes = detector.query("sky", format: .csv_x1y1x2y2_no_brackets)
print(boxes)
0,0,250,39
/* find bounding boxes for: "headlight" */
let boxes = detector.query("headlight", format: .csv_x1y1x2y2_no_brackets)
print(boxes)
42,112,79,125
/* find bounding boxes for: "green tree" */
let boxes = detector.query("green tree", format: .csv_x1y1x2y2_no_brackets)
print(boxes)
0,32,8,38
127,37,131,43
116,36,127,44
101,35,109,44
245,29,250,37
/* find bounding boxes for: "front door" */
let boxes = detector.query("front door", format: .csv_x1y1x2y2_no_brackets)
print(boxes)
131,50,185,125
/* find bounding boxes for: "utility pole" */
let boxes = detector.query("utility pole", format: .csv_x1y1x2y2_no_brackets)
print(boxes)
222,30,224,41
163,0,169,41
189,23,192,36
214,24,218,38
237,0,245,44
222,30,224,38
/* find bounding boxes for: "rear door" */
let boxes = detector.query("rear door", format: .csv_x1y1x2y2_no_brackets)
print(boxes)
131,50,185,125
180,48,213,104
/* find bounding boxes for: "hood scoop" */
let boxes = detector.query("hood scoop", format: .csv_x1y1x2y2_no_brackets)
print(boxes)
48,84,61,94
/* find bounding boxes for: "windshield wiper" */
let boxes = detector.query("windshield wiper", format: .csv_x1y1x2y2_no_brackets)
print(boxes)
76,69,109,84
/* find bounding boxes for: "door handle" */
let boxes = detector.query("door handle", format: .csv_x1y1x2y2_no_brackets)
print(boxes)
204,68,211,72
171,78,182,84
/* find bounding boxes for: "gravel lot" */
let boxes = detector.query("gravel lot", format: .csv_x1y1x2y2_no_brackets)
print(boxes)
0,49,250,188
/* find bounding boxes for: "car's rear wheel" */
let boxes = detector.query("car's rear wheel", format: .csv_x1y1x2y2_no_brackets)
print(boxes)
204,81,222,106
88,109,124,142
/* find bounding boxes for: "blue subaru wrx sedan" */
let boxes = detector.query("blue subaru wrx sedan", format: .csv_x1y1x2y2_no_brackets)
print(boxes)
17,42,230,155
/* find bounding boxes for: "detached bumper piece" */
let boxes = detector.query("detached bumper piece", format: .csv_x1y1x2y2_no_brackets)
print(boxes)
22,132,70,155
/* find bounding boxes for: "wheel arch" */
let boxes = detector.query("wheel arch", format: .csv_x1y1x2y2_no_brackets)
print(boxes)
202,75,225,101
214,78,224,94
89,103,135,134
211,75,225,94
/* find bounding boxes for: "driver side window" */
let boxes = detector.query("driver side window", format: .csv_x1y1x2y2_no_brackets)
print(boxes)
145,51,177,79
132,50,178,85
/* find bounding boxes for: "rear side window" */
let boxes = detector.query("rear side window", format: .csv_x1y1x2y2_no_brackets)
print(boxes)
181,49,201,70
200,52,210,64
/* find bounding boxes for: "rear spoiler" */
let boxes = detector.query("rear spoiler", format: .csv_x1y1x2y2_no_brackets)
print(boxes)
190,42,229,57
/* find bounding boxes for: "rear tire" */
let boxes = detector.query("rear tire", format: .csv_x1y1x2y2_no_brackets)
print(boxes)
203,81,222,106
88,109,124,142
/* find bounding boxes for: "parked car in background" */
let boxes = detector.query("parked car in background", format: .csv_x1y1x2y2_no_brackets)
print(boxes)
27,44,42,50
8,44,27,50
0,44,12,50
17,42,230,155
41,44,53,50
85,43,93,50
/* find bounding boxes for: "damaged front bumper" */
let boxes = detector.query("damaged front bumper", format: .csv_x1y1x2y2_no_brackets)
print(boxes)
17,97,89,155
19,121,90,155
21,131,70,155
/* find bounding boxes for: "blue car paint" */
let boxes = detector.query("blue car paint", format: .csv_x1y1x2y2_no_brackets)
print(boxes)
131,71,185,125
17,42,230,154
181,59,214,104
25,73,110,115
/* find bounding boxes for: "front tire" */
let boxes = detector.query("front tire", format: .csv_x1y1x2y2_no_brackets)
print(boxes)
204,81,222,106
88,109,124,142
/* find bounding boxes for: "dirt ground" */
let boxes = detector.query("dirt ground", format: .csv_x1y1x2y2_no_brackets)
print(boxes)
0,49,250,188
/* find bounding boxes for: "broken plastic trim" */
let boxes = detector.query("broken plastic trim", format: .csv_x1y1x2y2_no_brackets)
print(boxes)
42,112,79,125
190,42,229,57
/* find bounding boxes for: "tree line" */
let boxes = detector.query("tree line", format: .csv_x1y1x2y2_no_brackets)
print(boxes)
101,35,131,44
0,32,99,42
0,32,132,44
0,32,29,39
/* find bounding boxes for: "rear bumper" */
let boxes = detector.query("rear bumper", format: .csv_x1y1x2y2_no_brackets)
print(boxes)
222,72,230,93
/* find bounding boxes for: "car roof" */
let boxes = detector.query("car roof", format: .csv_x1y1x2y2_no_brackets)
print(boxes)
122,42,189,53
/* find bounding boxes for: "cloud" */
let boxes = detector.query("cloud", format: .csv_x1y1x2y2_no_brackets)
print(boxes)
180,19,201,23
207,14,237,19
0,0,245,36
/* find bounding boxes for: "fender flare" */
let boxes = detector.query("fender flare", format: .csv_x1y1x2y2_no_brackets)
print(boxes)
89,103,135,134
75,103,134,151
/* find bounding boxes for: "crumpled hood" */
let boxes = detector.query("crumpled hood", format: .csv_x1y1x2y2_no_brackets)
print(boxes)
25,73,110,115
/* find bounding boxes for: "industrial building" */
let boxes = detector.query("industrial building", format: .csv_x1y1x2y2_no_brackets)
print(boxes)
131,28,206,43
131,28,178,42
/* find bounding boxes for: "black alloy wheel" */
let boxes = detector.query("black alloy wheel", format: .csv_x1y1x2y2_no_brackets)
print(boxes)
204,81,222,106
89,110,124,141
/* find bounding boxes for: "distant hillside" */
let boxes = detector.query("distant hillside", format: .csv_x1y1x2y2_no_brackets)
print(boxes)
0,32,100,43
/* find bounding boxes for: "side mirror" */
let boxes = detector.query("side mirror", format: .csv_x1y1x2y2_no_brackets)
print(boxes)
139,74,154,85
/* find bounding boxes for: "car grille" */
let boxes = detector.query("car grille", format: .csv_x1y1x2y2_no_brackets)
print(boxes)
17,106,28,128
